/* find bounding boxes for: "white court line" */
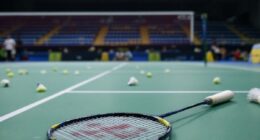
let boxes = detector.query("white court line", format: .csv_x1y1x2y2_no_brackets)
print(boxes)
68,90,248,94
168,62,260,73
0,63,127,122
208,63,260,73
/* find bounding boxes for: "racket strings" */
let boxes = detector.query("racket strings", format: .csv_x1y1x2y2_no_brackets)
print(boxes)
53,116,168,140
57,117,162,140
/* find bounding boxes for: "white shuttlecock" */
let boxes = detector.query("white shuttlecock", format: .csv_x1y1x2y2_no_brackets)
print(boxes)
18,69,28,75
36,83,47,93
1,79,10,87
213,77,221,85
248,88,260,104
18,69,24,75
128,76,138,86
140,70,145,74
164,68,171,73
62,69,69,75
74,70,80,75
40,70,47,74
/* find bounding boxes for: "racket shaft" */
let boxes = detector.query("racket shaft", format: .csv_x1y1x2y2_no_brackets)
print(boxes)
159,101,207,118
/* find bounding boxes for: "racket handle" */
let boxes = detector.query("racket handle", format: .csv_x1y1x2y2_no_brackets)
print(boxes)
204,90,234,105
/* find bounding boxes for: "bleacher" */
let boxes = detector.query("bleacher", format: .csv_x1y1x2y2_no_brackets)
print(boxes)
196,22,242,45
0,16,22,44
11,17,58,45
148,24,190,45
0,16,260,47
104,16,141,45
146,16,190,45
234,24,260,40
46,16,100,46
105,24,141,45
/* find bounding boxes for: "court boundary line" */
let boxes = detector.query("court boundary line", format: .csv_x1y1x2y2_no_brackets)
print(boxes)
0,63,127,122
67,90,248,94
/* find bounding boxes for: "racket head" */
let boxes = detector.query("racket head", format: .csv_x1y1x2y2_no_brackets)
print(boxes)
47,113,171,140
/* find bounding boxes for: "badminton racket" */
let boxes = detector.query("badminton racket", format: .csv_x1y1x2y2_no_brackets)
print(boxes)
47,90,234,140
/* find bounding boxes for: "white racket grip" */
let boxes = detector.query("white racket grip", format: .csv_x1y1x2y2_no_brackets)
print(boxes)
205,90,234,105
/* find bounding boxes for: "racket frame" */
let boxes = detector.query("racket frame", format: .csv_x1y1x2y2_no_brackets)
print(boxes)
47,112,172,140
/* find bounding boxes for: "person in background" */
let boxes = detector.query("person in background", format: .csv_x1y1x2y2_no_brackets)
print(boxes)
3,35,16,61
241,50,248,61
114,48,125,61
210,42,221,60
219,46,227,60
124,49,133,61
232,48,241,61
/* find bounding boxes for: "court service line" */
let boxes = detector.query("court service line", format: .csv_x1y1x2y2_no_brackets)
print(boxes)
0,63,127,122
68,90,248,94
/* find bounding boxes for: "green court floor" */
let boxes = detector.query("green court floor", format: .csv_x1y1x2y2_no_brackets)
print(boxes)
1,62,260,140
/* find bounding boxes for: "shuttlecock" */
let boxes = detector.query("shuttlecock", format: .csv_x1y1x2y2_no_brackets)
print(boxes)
164,68,171,73
23,69,29,75
18,69,28,75
213,77,221,85
1,79,10,87
128,76,138,86
36,83,47,93
62,69,69,75
146,72,152,78
7,72,14,78
140,70,145,74
248,88,260,104
18,69,24,75
74,70,80,75
40,70,47,74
